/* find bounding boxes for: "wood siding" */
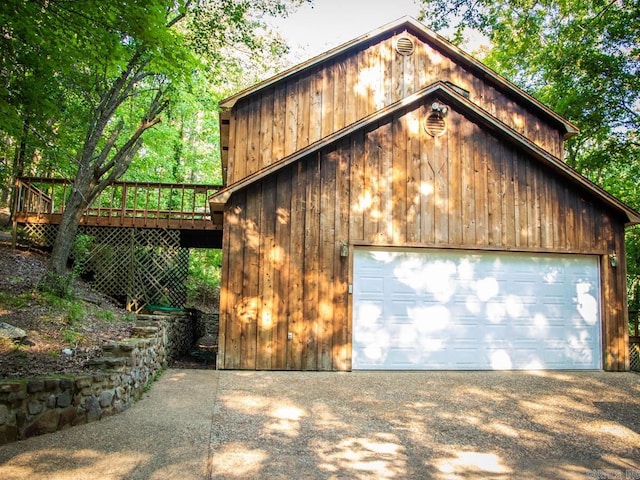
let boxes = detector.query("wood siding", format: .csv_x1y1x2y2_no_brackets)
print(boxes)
226,31,565,185
218,98,629,371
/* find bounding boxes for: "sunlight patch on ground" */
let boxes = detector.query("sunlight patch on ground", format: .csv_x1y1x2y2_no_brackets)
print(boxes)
271,405,305,421
0,449,148,480
486,422,520,438
435,451,512,478
524,370,577,382
594,421,640,442
312,401,346,429
167,372,188,381
221,394,270,414
458,386,508,402
313,433,407,479
208,443,268,478
265,404,307,437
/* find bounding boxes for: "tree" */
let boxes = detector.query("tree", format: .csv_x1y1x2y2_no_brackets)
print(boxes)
1,0,307,291
419,0,640,307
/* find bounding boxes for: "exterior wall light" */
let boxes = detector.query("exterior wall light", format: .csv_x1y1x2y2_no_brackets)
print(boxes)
340,243,349,258
609,251,618,268
431,102,448,117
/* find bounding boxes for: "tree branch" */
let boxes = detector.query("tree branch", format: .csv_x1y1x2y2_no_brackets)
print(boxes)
83,49,149,161
167,0,193,28
93,121,123,171
92,88,167,182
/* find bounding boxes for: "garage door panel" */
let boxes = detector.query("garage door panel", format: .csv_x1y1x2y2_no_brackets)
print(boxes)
358,276,384,295
352,249,601,370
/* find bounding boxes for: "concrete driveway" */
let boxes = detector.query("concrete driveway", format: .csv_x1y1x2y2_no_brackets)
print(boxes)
0,370,638,479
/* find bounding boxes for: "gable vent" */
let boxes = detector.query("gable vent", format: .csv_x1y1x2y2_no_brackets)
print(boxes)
425,113,447,137
395,36,415,56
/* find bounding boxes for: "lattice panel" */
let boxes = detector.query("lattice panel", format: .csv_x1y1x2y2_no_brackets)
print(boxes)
81,227,136,300
20,223,58,247
631,343,640,372
21,223,189,312
128,229,189,312
80,228,189,312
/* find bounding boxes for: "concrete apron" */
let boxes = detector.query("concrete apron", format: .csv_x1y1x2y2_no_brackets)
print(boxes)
0,369,638,480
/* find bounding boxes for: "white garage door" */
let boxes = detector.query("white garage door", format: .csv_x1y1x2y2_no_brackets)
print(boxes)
352,248,602,370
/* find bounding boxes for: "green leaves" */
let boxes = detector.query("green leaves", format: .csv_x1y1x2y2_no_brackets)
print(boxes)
1,0,309,183
0,0,311,279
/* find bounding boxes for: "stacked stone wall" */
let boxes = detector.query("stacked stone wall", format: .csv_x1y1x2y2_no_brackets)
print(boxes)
0,312,199,445
194,311,219,340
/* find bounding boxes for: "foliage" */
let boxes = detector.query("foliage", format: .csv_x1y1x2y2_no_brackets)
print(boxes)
419,0,640,307
72,234,95,278
65,302,85,326
61,328,85,346
38,271,75,300
186,249,222,311
1,0,309,282
0,291,30,310
0,0,307,185
143,366,166,393
96,310,117,323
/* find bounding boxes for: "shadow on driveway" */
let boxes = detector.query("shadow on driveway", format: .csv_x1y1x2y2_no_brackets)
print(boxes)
0,370,638,479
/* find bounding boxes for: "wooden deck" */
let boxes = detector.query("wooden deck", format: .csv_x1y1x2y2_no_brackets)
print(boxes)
13,177,223,231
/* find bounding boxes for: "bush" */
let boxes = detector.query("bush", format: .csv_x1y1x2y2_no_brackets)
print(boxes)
186,249,221,312
39,271,75,299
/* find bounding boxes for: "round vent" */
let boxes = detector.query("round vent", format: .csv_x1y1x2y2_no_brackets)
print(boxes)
425,113,447,137
395,36,415,56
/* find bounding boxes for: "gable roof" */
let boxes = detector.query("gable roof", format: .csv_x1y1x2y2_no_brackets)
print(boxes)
210,81,640,225
219,16,579,139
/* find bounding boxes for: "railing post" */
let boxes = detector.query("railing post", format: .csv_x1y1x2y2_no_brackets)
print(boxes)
36,184,43,221
181,185,186,227
156,184,161,228
132,183,138,221
121,184,127,226
11,179,21,249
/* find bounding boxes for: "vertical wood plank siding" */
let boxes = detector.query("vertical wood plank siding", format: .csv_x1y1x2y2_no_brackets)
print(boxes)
226,32,565,185
218,100,629,370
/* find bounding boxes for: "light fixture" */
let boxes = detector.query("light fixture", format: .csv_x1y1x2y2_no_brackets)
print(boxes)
340,243,349,258
609,252,618,268
431,102,448,117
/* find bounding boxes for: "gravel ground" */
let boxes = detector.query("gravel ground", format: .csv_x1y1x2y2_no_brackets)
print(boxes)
0,370,638,479
209,370,640,479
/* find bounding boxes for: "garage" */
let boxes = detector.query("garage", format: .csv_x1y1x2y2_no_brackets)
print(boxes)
214,17,639,371
352,248,602,370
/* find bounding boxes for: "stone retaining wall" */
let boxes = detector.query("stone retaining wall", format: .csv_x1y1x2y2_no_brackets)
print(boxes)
0,312,202,445
194,311,219,340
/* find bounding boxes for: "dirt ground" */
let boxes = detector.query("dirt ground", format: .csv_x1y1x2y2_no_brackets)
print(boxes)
0,232,135,378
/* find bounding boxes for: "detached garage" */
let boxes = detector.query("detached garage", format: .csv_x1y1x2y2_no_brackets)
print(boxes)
210,17,640,371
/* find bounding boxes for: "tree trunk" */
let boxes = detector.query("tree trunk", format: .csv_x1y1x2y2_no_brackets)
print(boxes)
48,190,87,275
45,158,93,281
8,121,29,223
39,186,87,296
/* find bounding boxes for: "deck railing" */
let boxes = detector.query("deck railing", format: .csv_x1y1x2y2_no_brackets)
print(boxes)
13,177,223,229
